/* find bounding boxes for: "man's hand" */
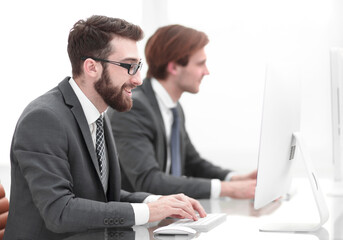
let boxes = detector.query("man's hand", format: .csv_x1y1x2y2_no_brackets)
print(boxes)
147,194,207,223
220,179,256,199
230,169,257,181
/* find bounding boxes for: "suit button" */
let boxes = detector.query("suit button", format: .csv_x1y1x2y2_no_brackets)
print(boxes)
119,218,125,224
103,218,108,225
108,231,114,237
109,218,114,225
109,231,120,238
114,218,119,225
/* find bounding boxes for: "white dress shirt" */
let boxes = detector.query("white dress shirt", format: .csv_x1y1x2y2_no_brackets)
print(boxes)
151,78,226,198
69,78,159,225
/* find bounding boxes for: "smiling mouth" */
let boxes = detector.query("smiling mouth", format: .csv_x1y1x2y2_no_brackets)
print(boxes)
123,83,137,96
124,88,133,96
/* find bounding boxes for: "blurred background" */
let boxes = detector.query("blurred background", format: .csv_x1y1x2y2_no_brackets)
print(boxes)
0,0,342,196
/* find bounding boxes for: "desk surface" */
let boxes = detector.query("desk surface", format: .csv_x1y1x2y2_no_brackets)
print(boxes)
63,178,343,240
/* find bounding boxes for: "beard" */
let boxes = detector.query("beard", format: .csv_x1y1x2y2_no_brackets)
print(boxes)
94,68,133,112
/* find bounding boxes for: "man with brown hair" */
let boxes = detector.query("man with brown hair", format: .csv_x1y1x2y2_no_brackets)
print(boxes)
108,24,257,199
4,17,205,240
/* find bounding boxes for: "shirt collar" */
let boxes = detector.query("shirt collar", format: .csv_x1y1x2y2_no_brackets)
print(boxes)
69,78,104,124
151,78,177,109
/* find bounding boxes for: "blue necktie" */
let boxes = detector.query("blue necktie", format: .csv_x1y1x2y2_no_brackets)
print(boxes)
170,107,181,176
96,116,108,192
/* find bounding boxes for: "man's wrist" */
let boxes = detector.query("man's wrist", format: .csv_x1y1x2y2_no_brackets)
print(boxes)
143,195,162,204
225,172,238,181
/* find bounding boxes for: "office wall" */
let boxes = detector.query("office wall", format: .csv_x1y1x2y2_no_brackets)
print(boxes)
0,0,342,185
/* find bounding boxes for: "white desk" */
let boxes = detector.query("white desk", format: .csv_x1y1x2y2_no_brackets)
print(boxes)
147,178,343,240
63,178,342,240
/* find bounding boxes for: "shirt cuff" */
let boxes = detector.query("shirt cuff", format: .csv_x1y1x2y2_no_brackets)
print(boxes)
210,179,221,199
131,195,162,225
131,203,149,225
225,171,238,181
143,194,162,203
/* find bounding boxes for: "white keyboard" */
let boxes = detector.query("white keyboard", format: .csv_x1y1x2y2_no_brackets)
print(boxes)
168,213,227,232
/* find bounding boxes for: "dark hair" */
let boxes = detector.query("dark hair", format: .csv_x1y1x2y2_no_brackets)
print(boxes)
145,24,209,80
68,15,144,78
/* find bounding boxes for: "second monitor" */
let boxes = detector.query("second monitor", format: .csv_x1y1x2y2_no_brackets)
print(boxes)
254,62,329,232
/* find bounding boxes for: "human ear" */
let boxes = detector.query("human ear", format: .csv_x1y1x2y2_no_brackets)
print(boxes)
167,62,179,75
83,58,100,78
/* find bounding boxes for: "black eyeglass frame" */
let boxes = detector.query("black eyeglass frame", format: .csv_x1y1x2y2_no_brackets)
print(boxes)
81,56,142,75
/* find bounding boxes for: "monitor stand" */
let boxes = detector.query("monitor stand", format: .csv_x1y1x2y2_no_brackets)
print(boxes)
259,132,329,232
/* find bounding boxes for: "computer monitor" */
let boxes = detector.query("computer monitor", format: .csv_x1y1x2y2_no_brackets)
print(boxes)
254,62,329,232
330,48,343,196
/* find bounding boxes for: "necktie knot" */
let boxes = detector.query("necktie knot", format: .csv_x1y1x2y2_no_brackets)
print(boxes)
96,116,103,129
171,107,178,119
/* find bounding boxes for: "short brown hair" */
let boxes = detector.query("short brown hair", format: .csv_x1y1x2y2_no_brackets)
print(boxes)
68,15,144,78
145,24,209,80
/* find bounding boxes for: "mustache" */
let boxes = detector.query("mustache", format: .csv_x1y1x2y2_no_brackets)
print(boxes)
122,82,137,90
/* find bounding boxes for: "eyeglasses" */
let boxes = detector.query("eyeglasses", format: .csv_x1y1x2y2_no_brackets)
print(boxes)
81,56,143,75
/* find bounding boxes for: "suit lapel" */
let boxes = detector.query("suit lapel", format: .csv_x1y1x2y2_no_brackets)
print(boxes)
141,78,167,137
141,78,169,170
103,114,121,201
58,78,102,181
176,103,186,171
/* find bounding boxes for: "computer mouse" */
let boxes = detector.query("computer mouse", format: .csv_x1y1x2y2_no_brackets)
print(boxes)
153,225,196,235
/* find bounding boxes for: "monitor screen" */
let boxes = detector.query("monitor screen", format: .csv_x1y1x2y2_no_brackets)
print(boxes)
254,62,301,210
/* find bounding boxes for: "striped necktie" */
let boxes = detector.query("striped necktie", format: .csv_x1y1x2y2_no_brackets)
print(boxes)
95,116,108,192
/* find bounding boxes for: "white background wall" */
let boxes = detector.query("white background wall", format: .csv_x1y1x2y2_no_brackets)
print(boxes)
0,0,342,194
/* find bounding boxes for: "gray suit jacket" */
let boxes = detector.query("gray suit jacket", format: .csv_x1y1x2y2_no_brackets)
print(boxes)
108,78,230,199
4,77,150,240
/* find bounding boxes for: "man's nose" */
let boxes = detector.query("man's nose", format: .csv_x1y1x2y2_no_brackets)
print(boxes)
131,72,143,86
